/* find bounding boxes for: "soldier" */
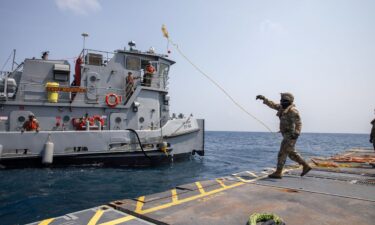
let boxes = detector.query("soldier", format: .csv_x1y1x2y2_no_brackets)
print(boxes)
256,93,311,178
370,119,375,151
21,114,40,133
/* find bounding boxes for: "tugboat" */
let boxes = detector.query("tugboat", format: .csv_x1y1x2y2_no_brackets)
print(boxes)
0,40,204,168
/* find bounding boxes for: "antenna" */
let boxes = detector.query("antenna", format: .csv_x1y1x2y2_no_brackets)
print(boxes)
81,32,89,50
11,49,16,71
128,41,136,51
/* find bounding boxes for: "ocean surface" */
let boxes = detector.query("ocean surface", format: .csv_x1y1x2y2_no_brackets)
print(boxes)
0,131,371,225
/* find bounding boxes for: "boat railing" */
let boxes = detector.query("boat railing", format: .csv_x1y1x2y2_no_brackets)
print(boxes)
137,74,169,90
16,83,126,104
81,48,115,66
0,71,10,77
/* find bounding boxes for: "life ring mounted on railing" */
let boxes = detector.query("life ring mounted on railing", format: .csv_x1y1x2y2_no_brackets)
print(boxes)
105,93,121,107
91,115,104,128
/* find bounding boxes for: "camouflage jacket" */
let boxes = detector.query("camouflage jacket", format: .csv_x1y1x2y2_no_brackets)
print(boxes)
262,98,302,137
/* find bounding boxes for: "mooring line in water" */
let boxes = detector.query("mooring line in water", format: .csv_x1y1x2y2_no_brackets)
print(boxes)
161,25,275,134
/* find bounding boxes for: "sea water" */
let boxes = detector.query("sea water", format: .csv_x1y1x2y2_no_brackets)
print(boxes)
0,131,371,225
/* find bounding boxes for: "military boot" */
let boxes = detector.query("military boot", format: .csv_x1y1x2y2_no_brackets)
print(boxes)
268,169,282,179
301,163,312,177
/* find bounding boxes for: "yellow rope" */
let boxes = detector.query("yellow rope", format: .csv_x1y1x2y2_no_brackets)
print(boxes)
162,25,275,134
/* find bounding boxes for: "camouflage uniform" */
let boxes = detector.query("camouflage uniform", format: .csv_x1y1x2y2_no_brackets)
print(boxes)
261,95,309,172
370,119,375,150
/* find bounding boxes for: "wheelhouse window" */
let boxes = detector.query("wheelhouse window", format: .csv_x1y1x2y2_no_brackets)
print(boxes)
159,63,169,77
126,56,141,71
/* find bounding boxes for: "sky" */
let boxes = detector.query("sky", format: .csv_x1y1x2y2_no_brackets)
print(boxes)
0,0,374,134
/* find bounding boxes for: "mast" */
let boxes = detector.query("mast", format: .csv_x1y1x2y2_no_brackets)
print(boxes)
11,49,16,71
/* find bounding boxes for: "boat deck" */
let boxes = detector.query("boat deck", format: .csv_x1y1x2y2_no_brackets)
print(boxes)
30,148,375,225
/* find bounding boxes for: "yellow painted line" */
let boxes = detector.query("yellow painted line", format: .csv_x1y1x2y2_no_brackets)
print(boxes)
234,175,253,183
38,218,54,225
87,209,104,225
195,182,206,194
245,171,258,177
98,215,135,225
171,189,178,203
140,180,245,214
95,172,273,225
216,178,227,188
135,196,145,213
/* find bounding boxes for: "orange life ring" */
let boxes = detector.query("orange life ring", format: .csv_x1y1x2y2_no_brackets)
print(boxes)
92,115,104,127
105,93,120,107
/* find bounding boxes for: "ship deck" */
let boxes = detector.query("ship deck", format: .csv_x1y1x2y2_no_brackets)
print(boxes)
29,148,375,225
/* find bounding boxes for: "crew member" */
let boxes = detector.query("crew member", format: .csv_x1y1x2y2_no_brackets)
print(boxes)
41,51,49,60
256,93,311,178
143,62,155,87
370,118,375,151
22,114,40,133
125,72,140,104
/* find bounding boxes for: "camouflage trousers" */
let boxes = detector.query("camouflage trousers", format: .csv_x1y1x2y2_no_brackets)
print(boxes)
276,137,307,171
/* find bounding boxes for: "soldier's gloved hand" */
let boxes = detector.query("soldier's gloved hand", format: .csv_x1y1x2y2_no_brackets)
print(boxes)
370,139,373,143
290,133,299,139
256,95,265,100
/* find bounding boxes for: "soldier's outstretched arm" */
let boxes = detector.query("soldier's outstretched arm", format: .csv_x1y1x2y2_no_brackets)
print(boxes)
256,95,280,110
262,99,280,111
263,98,281,111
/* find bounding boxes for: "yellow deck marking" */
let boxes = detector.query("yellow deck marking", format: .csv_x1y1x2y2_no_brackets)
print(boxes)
245,171,258,177
87,209,104,225
93,170,293,225
140,181,245,214
195,182,206,194
215,178,227,188
38,218,54,225
98,215,135,225
171,189,178,203
135,196,145,213
234,175,253,183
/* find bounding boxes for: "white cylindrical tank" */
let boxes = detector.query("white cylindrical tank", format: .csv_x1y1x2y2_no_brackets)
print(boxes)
42,141,54,164
0,144,3,158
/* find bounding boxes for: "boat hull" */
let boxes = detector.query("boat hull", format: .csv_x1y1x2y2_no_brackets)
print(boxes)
0,119,205,168
0,151,193,169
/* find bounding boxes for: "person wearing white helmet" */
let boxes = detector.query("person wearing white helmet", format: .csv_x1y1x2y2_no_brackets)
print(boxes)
256,92,311,178
21,113,40,133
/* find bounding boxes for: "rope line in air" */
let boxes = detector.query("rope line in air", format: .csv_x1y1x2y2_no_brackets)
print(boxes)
1,50,13,72
162,25,275,134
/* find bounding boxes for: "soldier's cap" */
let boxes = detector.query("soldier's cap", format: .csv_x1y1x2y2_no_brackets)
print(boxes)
280,92,294,102
128,72,132,75
29,113,35,118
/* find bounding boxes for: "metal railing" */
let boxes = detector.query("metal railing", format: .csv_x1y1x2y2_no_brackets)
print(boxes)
82,49,115,66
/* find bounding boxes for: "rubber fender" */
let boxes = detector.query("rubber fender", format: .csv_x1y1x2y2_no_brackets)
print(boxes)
42,141,54,164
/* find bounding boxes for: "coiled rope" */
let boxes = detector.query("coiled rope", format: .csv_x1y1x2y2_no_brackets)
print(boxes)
161,25,275,134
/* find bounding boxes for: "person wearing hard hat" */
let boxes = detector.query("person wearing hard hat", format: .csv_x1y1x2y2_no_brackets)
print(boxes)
370,118,375,151
256,92,311,178
22,114,40,133
143,62,155,87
